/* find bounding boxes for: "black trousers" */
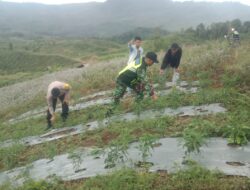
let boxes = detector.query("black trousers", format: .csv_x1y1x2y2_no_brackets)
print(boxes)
46,94,69,127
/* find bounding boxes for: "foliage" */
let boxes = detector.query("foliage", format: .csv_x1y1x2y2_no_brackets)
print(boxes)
138,134,158,162
104,129,132,168
82,166,250,190
181,128,207,156
0,143,26,170
190,19,250,40
224,125,250,145
68,151,84,172
17,179,66,190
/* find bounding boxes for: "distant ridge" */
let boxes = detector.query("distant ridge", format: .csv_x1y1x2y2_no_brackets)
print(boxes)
0,0,250,37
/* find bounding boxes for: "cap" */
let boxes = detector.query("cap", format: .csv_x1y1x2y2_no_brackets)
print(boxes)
63,83,71,90
145,52,159,64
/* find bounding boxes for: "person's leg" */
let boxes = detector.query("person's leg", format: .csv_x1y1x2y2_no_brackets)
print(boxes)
46,98,57,129
172,67,180,86
113,82,127,105
59,94,69,122
106,81,127,117
133,83,144,103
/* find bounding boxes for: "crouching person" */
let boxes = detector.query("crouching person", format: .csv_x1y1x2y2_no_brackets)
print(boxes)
106,52,158,117
46,81,71,129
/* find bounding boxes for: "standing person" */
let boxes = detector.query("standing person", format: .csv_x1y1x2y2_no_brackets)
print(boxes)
46,81,71,130
127,36,144,65
231,28,240,46
159,43,182,85
106,52,158,117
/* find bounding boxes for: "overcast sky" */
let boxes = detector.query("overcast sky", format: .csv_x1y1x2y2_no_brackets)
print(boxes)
174,0,250,6
2,0,250,6
1,0,106,4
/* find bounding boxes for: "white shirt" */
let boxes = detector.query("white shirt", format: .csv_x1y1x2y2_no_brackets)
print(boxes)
127,44,143,65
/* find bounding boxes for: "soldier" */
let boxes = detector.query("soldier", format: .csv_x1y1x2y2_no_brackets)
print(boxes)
106,52,158,117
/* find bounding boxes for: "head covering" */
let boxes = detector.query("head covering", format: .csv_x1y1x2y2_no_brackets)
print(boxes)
63,83,71,90
145,52,159,64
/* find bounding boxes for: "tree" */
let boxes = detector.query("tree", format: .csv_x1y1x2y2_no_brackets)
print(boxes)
196,23,207,39
230,19,242,32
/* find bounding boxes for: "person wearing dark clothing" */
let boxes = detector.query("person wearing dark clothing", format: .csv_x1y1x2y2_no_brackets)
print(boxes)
160,43,182,74
106,52,158,117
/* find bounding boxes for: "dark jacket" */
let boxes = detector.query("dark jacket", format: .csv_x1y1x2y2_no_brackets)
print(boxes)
161,48,182,69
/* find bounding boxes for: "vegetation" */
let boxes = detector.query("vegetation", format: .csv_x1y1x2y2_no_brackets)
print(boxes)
0,20,250,189
1,166,250,190
1,0,250,37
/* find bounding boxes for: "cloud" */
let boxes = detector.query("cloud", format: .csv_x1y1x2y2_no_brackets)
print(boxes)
2,0,106,4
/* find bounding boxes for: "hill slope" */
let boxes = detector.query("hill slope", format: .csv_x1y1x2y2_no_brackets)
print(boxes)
0,0,250,37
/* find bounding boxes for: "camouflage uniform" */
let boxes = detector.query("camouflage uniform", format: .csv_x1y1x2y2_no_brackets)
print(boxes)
113,57,154,106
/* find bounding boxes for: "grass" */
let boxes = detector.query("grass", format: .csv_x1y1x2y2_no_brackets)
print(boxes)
0,36,249,188
0,114,230,171
0,50,79,87
1,165,249,190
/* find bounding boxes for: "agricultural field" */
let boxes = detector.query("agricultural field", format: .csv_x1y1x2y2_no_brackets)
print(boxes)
0,34,249,189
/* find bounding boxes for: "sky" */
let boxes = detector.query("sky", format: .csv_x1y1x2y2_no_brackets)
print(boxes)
173,0,250,6
1,0,250,6
1,0,107,4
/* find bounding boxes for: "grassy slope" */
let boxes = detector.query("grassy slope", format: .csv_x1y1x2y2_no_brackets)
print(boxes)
0,37,249,189
0,50,78,87
0,37,127,87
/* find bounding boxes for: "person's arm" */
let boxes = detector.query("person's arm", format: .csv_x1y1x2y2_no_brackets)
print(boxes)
128,40,134,53
174,48,182,69
47,96,55,118
161,50,170,70
63,91,70,104
159,50,170,75
137,67,154,97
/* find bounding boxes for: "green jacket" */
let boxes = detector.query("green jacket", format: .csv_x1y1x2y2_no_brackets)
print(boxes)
117,57,153,96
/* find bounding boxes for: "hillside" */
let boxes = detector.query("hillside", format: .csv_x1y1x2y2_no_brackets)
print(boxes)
0,37,249,189
1,0,250,37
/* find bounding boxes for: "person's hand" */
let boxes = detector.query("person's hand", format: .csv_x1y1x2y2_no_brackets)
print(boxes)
128,39,134,45
50,114,56,123
175,68,179,73
151,94,158,101
63,100,69,105
159,69,164,75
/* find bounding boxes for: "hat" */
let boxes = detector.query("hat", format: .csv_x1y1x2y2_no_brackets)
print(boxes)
145,52,159,63
63,83,71,90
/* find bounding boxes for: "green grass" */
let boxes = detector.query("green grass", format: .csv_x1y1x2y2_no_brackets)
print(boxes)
1,166,249,190
0,36,250,189
0,38,249,171
0,50,78,87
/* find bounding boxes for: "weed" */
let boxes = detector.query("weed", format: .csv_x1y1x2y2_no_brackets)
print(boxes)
0,143,26,170
104,129,131,168
180,128,207,161
138,134,158,163
224,125,250,145
68,150,84,172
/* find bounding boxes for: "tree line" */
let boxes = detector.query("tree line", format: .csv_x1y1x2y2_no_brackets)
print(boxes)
187,19,250,40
